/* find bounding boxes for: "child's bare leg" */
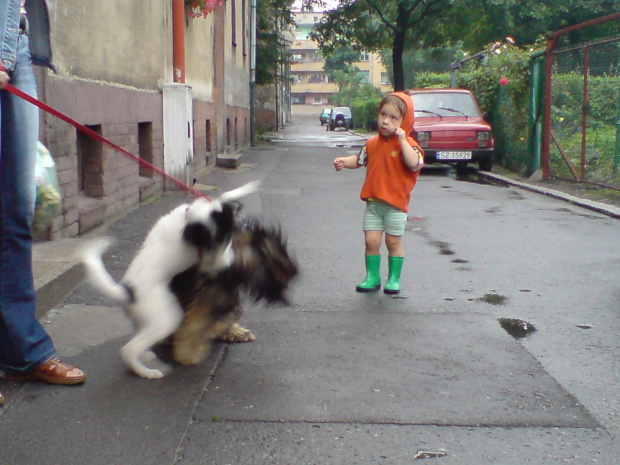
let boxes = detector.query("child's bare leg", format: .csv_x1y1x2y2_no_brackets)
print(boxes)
364,230,383,255
385,234,403,256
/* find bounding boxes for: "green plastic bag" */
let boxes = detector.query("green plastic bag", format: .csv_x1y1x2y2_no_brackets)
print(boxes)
33,142,61,234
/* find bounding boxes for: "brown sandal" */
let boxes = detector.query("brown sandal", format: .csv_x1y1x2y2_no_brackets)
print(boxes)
6,357,86,385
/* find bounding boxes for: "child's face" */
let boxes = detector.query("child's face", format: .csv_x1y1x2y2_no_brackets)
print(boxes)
377,102,404,137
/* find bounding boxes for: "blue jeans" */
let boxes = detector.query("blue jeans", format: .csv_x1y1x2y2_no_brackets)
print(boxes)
0,33,56,374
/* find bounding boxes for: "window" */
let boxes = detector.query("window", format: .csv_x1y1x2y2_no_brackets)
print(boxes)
381,72,390,85
138,122,153,178
76,124,103,196
359,53,370,62
242,0,246,56
313,96,322,104
205,120,212,153
357,70,370,84
231,0,237,46
308,74,326,83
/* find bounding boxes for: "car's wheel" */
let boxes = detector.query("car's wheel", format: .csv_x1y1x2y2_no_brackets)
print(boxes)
479,157,493,172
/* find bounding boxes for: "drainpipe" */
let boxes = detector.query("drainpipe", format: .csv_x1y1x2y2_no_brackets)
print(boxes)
250,0,257,146
164,0,192,191
172,0,186,83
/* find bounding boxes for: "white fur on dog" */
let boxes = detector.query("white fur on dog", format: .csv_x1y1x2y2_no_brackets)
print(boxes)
79,181,260,379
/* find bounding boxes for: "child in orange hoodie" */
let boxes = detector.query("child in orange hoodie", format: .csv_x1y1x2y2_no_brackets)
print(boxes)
334,92,424,294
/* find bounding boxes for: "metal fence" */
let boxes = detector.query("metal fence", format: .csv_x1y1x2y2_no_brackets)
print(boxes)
542,14,620,190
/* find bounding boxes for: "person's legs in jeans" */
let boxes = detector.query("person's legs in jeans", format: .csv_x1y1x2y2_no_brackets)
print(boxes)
0,33,56,374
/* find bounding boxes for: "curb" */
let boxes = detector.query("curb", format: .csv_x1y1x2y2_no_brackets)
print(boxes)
33,238,85,319
477,170,620,220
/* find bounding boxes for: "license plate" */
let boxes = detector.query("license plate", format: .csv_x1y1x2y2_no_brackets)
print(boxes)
437,151,472,160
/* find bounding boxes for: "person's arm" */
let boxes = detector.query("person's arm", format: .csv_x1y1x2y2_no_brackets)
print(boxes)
333,154,360,171
396,128,423,171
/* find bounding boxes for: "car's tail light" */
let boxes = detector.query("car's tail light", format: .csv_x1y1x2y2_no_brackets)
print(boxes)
415,131,430,142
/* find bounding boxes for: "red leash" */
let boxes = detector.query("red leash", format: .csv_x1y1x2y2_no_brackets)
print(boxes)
3,82,209,199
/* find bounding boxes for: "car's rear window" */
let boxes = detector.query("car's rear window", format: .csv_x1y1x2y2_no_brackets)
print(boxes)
412,93,480,117
333,107,351,116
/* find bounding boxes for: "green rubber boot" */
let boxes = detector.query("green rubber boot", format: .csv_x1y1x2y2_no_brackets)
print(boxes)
384,256,404,294
356,255,381,292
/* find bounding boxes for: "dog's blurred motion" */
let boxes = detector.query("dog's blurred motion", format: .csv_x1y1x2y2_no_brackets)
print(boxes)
79,181,260,379
170,216,299,366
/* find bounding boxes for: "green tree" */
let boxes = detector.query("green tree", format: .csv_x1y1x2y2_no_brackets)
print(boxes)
306,0,619,92
443,0,620,51
256,0,295,86
323,45,363,90
308,0,449,91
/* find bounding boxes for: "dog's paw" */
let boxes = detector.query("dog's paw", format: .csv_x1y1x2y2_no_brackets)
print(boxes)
139,368,165,379
216,323,256,343
134,362,172,379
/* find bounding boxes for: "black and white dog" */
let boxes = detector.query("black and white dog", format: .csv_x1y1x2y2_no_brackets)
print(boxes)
170,216,299,366
79,181,260,378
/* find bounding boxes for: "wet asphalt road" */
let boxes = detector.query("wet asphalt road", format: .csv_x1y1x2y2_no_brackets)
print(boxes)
1,115,619,464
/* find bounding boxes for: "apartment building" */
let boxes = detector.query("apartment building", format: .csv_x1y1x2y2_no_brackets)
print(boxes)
290,10,391,107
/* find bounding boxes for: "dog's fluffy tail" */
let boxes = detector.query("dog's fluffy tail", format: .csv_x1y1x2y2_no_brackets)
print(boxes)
78,238,131,303
218,180,261,204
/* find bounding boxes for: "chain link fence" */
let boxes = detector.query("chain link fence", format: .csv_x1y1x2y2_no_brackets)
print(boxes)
544,19,620,190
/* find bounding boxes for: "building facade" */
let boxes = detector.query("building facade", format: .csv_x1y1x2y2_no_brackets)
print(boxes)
290,10,391,107
34,0,251,239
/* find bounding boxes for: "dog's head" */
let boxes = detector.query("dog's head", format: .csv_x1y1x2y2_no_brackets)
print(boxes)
181,181,261,274
183,199,235,245
182,199,238,274
228,219,299,304
182,180,261,252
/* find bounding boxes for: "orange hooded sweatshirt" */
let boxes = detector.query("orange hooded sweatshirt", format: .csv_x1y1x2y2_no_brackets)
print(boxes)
359,92,423,213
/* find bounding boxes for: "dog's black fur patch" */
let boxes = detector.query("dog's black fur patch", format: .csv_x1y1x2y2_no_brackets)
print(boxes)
212,203,236,243
183,222,214,249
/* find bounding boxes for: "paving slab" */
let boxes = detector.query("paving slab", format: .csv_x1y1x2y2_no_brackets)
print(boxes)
0,312,224,465
178,422,614,465
196,309,598,428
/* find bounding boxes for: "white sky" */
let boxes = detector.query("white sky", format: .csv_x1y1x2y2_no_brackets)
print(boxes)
292,0,339,12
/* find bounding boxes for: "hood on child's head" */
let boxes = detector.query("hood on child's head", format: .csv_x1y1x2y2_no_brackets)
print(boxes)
389,91,415,134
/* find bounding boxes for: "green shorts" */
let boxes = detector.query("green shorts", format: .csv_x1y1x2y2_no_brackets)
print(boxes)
362,200,407,236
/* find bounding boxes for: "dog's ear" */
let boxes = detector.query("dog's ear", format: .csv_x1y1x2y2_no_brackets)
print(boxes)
212,202,236,242
183,223,214,248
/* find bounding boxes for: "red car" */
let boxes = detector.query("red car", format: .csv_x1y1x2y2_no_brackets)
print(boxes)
408,89,495,171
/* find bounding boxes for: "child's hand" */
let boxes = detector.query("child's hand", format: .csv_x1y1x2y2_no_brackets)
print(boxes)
334,158,345,171
396,128,406,141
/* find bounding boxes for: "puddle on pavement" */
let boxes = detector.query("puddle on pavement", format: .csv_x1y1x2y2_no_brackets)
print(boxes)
498,317,537,339
432,241,455,256
475,292,508,305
